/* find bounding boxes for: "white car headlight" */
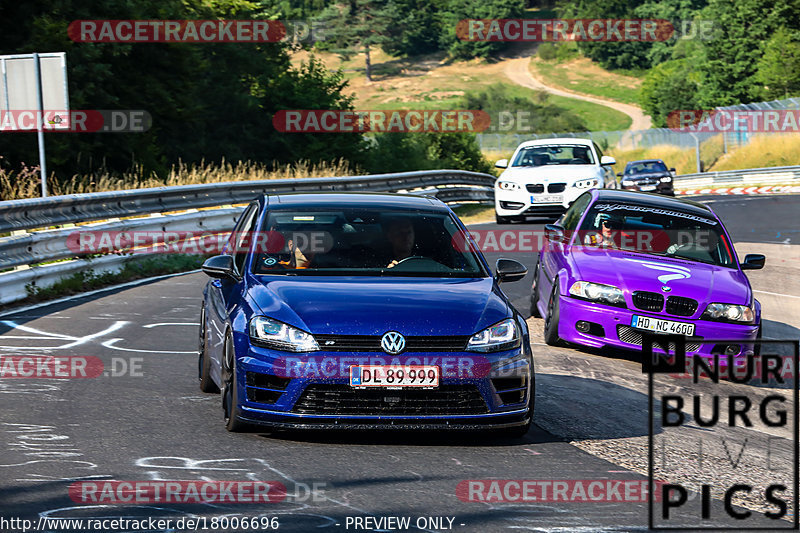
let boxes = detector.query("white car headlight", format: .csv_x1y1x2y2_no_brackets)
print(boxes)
467,318,521,352
569,281,626,307
621,179,636,186
660,176,672,182
702,303,755,323
497,181,521,191
248,316,319,352
573,179,599,188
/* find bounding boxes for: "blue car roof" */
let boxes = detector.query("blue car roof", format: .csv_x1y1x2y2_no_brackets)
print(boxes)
265,192,448,211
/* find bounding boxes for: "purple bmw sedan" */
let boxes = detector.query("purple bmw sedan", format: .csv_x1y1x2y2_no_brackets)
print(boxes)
531,189,765,359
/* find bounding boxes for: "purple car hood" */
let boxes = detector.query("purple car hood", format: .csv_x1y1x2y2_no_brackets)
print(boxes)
569,248,752,306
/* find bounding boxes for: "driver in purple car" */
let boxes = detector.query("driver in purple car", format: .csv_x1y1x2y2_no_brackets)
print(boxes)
384,217,416,268
583,212,623,247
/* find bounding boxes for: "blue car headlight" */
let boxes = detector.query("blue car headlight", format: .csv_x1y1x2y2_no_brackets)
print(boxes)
569,281,626,307
467,318,521,353
702,303,755,324
248,316,319,352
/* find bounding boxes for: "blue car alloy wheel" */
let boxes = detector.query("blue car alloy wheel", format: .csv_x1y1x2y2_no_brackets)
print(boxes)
198,192,535,437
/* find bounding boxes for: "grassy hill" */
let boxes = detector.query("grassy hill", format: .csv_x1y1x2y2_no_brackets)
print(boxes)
291,49,632,132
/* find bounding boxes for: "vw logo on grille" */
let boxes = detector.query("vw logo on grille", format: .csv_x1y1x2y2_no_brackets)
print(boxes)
381,331,406,354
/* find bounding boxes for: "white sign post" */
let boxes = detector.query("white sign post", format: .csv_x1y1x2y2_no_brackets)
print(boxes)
0,52,69,197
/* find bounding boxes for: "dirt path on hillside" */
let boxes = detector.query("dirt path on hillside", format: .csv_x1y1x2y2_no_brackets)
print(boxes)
503,56,652,131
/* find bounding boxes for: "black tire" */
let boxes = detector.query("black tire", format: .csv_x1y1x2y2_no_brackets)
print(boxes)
496,214,511,224
222,333,247,432
529,262,542,318
543,282,561,346
198,305,219,393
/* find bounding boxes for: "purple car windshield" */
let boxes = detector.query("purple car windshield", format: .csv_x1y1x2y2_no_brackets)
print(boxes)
575,202,736,268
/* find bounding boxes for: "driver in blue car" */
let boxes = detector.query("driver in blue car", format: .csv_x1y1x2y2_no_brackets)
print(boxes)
384,217,416,268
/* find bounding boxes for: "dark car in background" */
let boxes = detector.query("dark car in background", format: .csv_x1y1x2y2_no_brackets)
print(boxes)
618,159,676,196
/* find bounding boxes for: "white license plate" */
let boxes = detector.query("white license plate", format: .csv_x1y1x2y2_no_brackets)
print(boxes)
531,195,562,203
640,185,657,191
632,315,695,336
349,365,439,388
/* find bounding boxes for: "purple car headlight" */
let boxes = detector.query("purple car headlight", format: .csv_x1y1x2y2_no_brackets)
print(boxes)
249,316,320,352
569,281,626,308
701,303,755,324
467,319,521,353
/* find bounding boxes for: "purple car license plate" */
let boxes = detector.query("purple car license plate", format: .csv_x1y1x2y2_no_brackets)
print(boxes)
631,315,695,336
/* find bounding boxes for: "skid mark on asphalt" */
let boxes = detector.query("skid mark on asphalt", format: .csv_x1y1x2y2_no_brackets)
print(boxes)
0,320,127,351
132,456,440,532
100,338,194,354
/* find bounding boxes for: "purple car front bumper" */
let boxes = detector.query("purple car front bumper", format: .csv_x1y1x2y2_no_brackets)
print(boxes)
557,295,759,357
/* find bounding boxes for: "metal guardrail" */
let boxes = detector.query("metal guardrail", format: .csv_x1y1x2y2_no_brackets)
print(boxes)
0,170,495,233
0,170,496,305
673,165,800,190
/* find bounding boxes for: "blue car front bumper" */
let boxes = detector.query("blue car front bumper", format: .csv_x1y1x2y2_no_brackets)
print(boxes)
233,343,533,430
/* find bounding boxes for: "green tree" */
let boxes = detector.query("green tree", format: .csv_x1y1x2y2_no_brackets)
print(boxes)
439,0,525,60
756,27,800,99
695,0,793,106
0,0,366,179
317,0,400,81
380,0,445,56
640,58,701,127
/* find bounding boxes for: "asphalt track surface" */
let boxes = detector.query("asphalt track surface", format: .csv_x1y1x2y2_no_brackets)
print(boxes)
0,194,798,532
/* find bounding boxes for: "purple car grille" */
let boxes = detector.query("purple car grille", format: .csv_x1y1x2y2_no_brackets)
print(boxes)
665,296,698,316
632,291,664,311
617,325,702,352
631,292,698,317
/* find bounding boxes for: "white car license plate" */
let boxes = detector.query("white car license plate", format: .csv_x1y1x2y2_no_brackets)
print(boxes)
631,315,695,336
531,195,562,203
349,365,439,388
640,185,657,191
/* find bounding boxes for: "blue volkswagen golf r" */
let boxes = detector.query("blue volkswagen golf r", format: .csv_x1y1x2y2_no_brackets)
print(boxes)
198,192,534,436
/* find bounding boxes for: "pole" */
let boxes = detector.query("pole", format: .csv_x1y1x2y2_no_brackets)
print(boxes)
689,133,701,173
32,52,47,197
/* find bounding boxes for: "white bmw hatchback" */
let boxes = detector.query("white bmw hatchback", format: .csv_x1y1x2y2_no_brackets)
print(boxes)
494,138,617,224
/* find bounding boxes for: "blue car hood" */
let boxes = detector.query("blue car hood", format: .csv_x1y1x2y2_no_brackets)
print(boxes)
247,276,508,336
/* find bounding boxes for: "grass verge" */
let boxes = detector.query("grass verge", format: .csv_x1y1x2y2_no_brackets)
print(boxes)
710,134,800,171
452,204,495,225
1,159,356,201
530,57,643,106
609,135,725,176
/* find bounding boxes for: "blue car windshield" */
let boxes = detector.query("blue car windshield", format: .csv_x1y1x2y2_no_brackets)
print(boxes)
252,208,488,277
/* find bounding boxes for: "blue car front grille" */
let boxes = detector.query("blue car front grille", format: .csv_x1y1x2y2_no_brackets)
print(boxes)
313,335,469,352
292,384,488,415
